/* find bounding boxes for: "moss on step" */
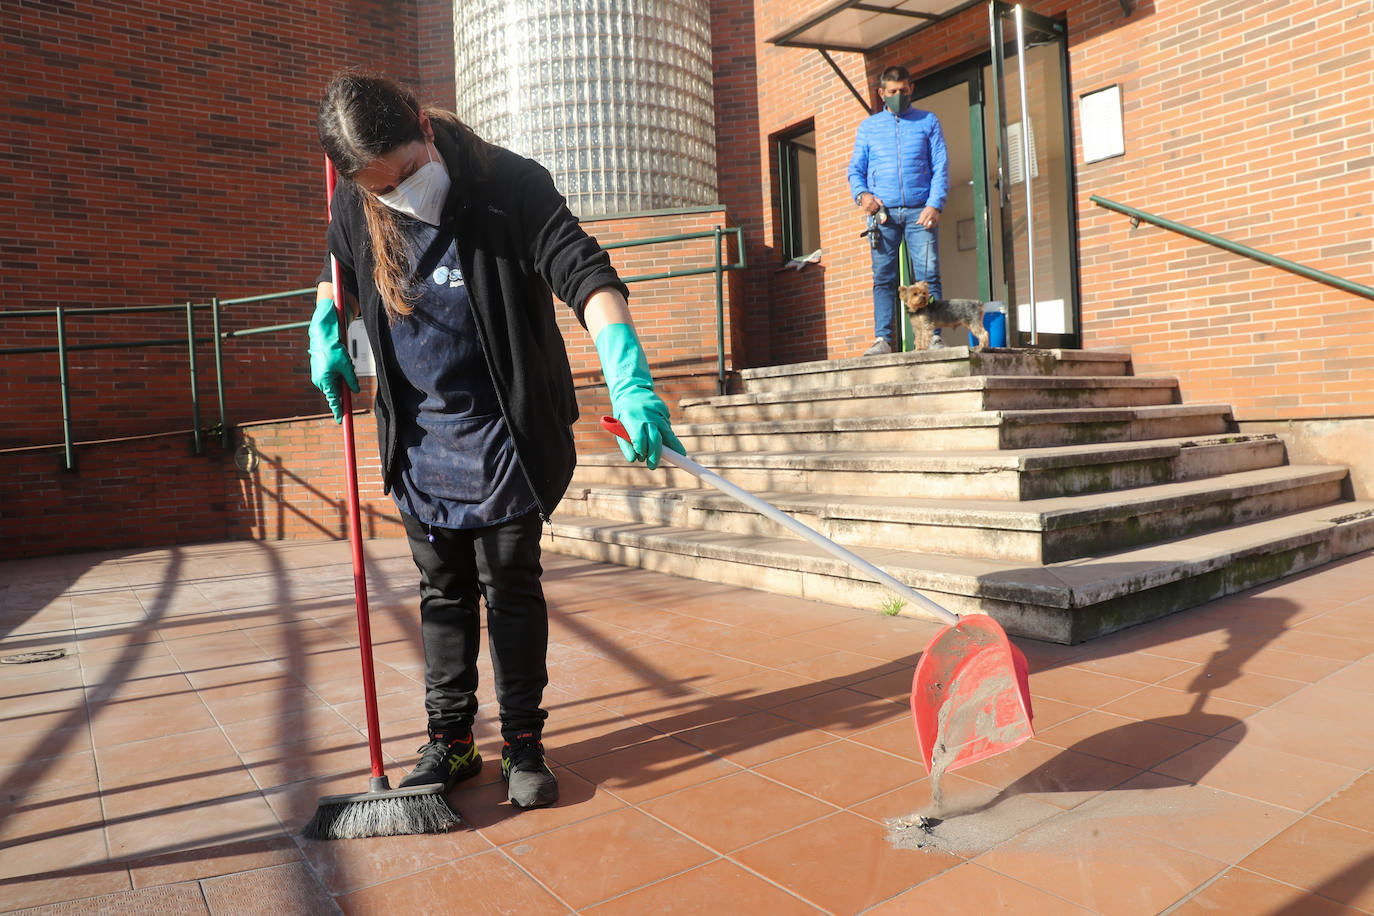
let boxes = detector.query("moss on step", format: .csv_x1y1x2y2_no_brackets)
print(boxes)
1067,569,1227,644
1064,541,1325,643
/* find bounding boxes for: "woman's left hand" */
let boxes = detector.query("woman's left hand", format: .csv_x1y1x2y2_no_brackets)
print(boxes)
594,323,685,470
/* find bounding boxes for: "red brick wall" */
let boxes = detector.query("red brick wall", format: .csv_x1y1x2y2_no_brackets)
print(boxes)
232,416,405,543
416,0,456,110
1067,0,1374,420
1,417,403,560
709,0,774,367
6,436,242,559
0,1,421,451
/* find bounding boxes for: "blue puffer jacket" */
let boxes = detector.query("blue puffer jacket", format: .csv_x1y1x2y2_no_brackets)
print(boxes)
847,107,949,211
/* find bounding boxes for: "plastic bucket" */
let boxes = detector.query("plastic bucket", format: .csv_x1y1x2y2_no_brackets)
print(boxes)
970,308,1007,347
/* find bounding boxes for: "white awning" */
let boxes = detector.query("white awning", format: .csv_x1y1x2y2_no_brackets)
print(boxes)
766,0,980,53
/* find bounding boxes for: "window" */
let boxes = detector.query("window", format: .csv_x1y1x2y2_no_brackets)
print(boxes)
777,127,821,261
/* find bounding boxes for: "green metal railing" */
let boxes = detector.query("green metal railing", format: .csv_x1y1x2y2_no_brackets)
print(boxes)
0,290,315,470
1091,195,1374,301
0,225,744,471
601,225,746,395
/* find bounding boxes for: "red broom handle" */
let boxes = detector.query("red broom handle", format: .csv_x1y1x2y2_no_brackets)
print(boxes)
325,157,387,783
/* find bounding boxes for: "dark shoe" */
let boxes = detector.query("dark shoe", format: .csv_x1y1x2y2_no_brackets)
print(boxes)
398,730,482,791
501,734,559,809
863,337,893,356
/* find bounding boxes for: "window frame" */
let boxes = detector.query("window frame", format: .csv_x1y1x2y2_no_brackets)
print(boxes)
775,124,820,263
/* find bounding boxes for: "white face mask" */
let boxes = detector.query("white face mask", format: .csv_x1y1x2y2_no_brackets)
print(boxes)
376,143,449,225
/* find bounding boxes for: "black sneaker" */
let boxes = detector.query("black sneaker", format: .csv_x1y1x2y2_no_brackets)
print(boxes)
501,733,559,809
398,730,482,791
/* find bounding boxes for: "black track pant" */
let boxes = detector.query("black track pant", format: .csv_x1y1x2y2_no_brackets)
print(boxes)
402,510,548,742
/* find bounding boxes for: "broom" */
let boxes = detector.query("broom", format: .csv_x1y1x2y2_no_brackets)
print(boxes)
303,155,459,840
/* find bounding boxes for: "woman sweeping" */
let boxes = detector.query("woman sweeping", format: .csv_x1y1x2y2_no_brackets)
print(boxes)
308,71,683,809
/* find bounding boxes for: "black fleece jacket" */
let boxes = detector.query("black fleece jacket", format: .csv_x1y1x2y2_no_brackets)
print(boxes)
321,118,628,517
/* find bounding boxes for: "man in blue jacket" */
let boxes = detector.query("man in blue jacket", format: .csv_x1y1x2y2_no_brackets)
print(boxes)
848,65,950,356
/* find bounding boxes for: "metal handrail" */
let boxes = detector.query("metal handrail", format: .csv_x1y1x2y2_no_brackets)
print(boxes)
1,228,744,470
0,288,317,469
1091,195,1374,301
604,225,746,395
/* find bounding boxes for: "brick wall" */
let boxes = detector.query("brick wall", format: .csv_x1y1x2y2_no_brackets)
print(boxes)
5,435,243,559
416,0,456,110
708,0,771,367
0,0,421,451
1067,0,1374,420
1,416,403,560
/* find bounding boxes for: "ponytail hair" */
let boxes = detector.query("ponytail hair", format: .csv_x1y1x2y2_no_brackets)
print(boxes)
317,70,490,322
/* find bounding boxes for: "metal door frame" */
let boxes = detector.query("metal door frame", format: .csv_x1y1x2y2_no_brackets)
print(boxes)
908,63,995,304
988,2,1079,347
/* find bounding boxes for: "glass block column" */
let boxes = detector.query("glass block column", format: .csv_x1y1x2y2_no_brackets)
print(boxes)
454,0,718,215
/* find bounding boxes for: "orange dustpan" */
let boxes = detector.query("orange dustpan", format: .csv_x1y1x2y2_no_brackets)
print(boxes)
599,417,1034,776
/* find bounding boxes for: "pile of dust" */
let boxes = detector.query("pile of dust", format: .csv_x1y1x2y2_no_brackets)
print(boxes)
887,791,1062,856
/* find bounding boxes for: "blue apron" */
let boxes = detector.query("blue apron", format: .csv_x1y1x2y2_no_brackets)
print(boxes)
384,221,536,529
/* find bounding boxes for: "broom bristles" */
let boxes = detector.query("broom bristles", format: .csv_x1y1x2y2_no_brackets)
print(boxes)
303,791,460,840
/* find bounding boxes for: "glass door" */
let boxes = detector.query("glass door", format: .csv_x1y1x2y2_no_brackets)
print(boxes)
909,5,1079,348
988,2,1078,346
908,67,993,307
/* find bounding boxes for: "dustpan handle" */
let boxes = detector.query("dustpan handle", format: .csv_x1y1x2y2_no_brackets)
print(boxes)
600,417,959,626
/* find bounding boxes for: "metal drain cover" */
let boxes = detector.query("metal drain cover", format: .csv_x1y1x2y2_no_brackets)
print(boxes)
1,648,68,664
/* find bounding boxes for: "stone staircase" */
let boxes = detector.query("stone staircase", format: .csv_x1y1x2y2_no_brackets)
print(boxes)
543,348,1374,643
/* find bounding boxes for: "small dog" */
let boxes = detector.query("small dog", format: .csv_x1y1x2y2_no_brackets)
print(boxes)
898,281,990,351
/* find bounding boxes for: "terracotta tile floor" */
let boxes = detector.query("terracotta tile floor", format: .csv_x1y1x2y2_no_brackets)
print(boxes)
2,539,1372,915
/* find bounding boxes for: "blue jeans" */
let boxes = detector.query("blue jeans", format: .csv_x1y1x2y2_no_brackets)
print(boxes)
870,207,941,344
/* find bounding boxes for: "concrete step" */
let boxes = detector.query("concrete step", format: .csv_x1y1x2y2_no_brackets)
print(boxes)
676,404,1235,452
574,434,1288,501
542,501,1374,644
680,375,1180,423
558,465,1349,563
738,347,1133,395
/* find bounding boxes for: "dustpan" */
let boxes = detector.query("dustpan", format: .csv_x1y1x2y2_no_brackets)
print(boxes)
599,417,1033,776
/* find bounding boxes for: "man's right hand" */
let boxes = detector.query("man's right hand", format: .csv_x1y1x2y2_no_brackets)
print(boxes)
857,192,884,216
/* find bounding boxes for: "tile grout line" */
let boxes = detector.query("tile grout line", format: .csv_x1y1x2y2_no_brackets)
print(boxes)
594,795,837,914
485,844,580,914
491,713,870,911
317,830,499,905
81,601,130,893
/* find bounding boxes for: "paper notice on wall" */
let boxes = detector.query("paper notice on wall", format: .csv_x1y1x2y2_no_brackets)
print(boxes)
347,321,377,377
1080,85,1125,163
1017,299,1069,334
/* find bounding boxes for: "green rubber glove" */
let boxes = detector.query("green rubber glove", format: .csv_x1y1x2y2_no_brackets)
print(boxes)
594,323,685,470
307,298,359,424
